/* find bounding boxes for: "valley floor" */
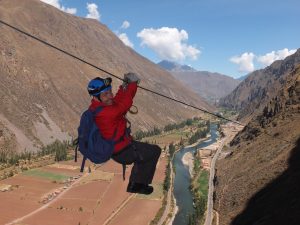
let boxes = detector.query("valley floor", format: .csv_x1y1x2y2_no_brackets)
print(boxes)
0,155,168,225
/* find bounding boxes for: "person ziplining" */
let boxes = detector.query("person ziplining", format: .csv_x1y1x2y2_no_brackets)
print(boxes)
82,74,161,195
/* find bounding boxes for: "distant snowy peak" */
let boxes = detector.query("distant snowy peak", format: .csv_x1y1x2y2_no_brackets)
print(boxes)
157,60,239,102
157,60,197,72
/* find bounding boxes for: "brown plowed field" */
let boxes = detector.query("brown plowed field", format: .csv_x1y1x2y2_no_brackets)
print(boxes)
152,157,168,183
109,198,162,225
1,155,167,225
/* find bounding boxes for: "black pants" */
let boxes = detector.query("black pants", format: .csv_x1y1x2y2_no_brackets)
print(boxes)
112,141,161,184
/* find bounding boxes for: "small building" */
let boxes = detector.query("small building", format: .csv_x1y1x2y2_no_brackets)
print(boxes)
201,158,211,170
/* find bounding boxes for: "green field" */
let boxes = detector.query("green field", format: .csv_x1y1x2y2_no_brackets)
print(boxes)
192,160,209,200
141,130,191,147
198,170,209,198
136,183,164,200
23,169,70,181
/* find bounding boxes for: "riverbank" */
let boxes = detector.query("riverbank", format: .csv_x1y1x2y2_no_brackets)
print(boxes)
182,152,194,177
172,124,218,225
177,124,224,225
185,135,211,148
181,135,211,177
181,134,228,179
167,194,178,225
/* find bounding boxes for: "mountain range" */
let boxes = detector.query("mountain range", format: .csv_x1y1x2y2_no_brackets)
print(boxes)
214,49,300,224
1,1,299,224
157,60,240,103
219,49,300,121
0,0,213,154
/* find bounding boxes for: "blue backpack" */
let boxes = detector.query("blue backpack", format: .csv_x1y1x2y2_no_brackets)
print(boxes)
74,107,115,172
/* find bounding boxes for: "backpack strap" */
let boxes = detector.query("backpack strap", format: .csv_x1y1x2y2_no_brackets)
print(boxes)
75,145,78,162
122,164,126,181
91,106,103,116
119,119,132,181
113,117,131,145
125,117,131,137
121,143,140,181
80,156,87,173
73,138,79,162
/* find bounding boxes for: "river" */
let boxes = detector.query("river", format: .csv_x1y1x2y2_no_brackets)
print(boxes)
172,124,218,225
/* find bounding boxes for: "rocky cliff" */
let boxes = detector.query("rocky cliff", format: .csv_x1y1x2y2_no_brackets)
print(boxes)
219,49,300,120
214,65,300,225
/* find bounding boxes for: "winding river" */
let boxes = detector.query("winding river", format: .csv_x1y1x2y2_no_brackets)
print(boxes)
172,124,218,225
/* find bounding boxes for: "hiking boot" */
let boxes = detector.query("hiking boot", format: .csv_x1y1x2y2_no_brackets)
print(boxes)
126,182,153,195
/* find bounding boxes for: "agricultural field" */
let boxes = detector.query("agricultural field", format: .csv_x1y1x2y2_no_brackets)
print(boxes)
0,119,207,225
141,131,188,147
0,154,167,225
141,119,208,148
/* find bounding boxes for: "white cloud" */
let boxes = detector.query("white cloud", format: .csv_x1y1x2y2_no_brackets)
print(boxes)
121,21,130,29
41,0,77,14
118,33,134,48
64,7,77,14
230,48,297,74
41,0,60,8
137,27,200,61
230,52,255,73
86,3,100,21
257,48,297,66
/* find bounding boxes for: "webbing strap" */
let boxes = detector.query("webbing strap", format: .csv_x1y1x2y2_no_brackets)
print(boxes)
122,164,126,181
91,106,103,116
75,145,78,162
73,138,79,162
80,156,87,173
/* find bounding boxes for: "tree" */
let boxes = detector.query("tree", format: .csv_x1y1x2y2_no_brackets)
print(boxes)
168,143,176,157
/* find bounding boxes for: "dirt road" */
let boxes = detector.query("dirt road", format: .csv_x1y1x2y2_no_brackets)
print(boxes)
204,123,243,225
157,161,174,225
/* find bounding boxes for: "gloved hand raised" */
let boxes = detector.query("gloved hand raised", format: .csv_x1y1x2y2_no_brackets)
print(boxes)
123,72,140,84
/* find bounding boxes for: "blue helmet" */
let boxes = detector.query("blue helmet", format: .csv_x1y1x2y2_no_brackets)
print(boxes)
87,77,112,96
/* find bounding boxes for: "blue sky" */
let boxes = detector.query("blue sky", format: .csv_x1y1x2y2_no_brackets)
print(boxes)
41,0,300,78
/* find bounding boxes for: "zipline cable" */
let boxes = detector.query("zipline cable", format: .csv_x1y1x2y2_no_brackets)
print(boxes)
0,20,293,144
0,19,242,125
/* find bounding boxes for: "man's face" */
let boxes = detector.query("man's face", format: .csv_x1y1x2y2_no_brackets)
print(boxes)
100,89,113,105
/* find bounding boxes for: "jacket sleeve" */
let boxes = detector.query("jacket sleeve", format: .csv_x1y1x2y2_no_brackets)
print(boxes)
110,82,137,116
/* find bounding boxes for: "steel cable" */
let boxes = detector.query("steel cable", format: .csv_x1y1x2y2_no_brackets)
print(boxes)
0,20,294,144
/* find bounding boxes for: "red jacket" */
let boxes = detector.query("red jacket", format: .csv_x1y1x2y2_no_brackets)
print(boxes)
89,83,137,154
